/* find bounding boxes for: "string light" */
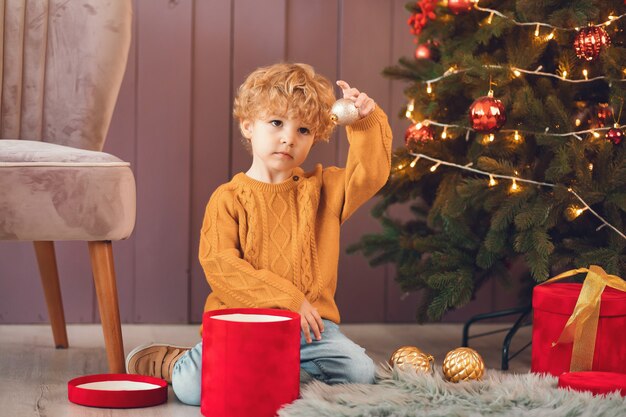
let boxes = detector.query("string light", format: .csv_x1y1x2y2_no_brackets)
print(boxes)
487,11,494,24
426,82,433,94
510,179,520,192
409,155,420,168
430,162,441,172
474,6,626,30
421,64,621,87
514,130,521,141
567,205,588,219
404,152,626,240
583,69,588,80
405,117,626,142
488,175,497,187
441,126,448,139
546,31,555,40
561,70,568,80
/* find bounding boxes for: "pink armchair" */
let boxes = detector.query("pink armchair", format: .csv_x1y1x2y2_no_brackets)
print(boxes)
0,0,134,373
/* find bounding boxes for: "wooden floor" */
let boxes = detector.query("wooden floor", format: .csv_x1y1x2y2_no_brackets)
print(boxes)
0,323,532,416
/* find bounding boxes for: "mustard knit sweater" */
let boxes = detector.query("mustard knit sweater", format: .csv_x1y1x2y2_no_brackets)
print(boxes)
199,107,392,324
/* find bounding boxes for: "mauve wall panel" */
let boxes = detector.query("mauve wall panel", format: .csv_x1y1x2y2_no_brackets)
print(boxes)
133,0,192,323
189,0,233,324
0,241,51,323
0,0,522,325
335,0,392,323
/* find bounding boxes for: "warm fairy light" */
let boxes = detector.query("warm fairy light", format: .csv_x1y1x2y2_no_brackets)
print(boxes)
568,205,588,219
430,162,441,172
575,118,582,127
510,179,520,192
534,23,540,37
405,100,415,119
443,66,458,77
397,163,405,170
416,122,423,129
488,133,495,142
409,155,420,168
488,175,497,187
513,69,521,77
487,12,494,24
546,31,555,40
562,70,568,79
583,69,588,80
441,126,448,139
426,82,433,94
592,131,600,138
588,163,594,171
514,130,520,141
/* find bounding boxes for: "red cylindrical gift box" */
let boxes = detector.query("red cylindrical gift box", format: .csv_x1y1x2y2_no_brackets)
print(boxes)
532,283,626,376
201,308,300,417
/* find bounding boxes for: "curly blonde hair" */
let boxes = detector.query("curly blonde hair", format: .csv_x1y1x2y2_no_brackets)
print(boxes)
233,63,337,144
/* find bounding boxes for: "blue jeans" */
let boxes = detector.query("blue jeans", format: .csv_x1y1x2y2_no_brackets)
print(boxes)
171,319,376,406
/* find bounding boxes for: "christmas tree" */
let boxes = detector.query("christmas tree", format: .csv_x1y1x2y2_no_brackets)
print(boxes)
349,0,626,321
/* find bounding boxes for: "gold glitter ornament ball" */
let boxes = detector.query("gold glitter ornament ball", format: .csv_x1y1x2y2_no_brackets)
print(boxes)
442,347,485,382
330,98,360,125
389,346,434,374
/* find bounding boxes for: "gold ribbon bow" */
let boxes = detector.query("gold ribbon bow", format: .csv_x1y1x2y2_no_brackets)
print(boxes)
541,265,626,372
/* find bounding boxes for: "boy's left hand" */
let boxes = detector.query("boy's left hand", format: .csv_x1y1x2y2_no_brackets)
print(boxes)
336,80,376,119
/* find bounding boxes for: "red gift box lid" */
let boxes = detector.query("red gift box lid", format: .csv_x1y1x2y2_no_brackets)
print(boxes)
68,374,167,408
558,371,626,396
533,283,626,317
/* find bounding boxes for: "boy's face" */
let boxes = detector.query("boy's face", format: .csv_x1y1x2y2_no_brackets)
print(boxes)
241,115,315,176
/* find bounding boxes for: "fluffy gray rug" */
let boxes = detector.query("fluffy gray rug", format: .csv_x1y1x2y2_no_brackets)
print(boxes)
278,366,626,417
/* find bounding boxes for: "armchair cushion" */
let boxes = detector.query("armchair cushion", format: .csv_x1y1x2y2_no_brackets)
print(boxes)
0,140,135,241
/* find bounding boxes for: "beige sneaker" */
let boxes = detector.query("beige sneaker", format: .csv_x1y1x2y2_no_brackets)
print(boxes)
125,343,191,383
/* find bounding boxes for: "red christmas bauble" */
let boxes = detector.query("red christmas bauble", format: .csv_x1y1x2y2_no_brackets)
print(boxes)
606,127,623,145
448,0,473,14
469,94,506,133
415,44,431,59
405,123,435,147
573,26,611,61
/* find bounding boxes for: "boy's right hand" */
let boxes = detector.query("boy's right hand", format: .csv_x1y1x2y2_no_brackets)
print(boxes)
299,298,324,343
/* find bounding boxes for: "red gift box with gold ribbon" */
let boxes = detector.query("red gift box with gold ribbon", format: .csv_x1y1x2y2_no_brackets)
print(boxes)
531,265,626,376
201,308,301,417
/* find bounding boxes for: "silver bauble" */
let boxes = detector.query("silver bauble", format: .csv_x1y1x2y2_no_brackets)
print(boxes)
330,98,360,125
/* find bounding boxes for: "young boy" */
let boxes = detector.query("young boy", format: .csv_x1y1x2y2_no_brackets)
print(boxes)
126,62,392,405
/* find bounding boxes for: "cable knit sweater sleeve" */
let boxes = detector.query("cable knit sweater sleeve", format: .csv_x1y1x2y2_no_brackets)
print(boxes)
198,186,306,312
326,106,393,223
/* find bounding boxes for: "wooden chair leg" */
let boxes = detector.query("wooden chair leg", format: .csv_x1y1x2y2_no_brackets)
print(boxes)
33,241,69,349
88,241,125,374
